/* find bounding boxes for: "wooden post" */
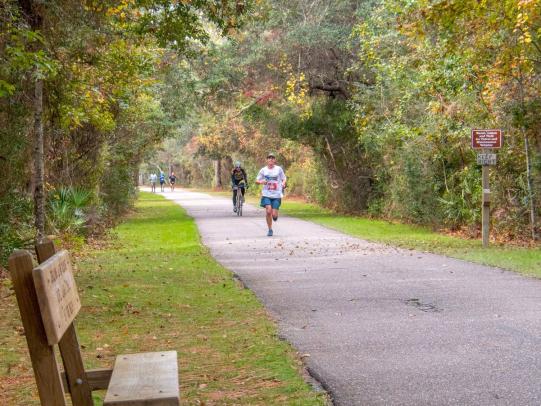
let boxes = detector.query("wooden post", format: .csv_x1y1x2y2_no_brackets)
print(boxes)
57,327,93,406
35,239,94,406
472,130,502,247
482,157,490,248
35,237,56,264
8,250,67,406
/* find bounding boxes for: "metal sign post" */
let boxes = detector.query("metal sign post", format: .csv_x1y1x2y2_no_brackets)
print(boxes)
472,129,502,248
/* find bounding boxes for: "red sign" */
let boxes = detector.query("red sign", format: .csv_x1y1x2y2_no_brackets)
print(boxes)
471,129,503,149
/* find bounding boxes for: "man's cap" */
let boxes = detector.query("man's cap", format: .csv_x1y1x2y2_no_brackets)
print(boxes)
267,152,276,158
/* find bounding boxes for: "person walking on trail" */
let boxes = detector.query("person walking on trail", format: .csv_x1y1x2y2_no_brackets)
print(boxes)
149,173,157,193
256,152,286,237
231,161,248,213
169,172,177,192
159,172,166,192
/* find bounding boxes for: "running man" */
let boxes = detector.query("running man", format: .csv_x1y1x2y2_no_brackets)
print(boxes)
149,173,157,193
256,152,286,237
169,172,177,192
159,172,166,192
231,161,248,213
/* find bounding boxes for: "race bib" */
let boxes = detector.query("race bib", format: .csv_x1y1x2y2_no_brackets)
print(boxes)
267,182,278,191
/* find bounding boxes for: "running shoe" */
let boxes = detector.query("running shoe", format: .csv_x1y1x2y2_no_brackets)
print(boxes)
267,229,273,237
233,207,237,213
272,216,278,222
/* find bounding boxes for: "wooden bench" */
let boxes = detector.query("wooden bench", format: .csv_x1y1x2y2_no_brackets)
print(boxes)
8,239,180,406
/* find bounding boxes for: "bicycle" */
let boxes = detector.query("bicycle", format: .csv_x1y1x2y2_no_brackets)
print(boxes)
233,182,246,216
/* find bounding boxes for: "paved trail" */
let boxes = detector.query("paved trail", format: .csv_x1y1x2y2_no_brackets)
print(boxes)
159,189,541,406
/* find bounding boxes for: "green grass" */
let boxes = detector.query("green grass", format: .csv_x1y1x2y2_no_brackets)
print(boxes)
279,200,541,278
0,192,327,405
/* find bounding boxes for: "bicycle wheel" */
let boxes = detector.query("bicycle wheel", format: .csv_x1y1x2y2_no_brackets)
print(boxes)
236,188,242,216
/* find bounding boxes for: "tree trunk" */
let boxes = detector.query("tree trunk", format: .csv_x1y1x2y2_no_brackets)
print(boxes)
134,168,140,187
19,0,45,237
33,77,45,237
523,131,538,240
214,159,222,189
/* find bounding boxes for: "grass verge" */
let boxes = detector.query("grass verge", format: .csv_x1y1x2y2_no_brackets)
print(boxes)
0,192,327,405
279,200,541,278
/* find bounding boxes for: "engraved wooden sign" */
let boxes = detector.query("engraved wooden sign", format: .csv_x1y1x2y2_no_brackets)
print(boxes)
33,250,81,345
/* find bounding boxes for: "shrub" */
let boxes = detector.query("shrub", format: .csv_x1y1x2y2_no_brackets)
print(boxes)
0,193,34,266
47,187,92,235
101,162,138,217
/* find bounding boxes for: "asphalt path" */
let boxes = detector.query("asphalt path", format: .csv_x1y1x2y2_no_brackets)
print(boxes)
157,188,541,406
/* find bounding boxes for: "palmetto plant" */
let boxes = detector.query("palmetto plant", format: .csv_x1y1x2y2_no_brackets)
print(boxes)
47,187,92,234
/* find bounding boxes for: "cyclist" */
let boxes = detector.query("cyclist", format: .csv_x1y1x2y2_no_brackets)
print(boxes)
169,172,177,192
255,152,286,236
159,172,166,192
149,173,157,193
231,161,248,213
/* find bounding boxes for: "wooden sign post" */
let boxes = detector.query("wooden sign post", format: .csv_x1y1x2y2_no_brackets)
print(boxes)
481,157,491,247
472,129,502,247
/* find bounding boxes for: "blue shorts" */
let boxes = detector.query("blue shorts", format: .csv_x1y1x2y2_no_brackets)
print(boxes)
260,196,281,209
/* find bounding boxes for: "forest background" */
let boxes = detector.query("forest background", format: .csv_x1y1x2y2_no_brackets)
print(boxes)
2,0,541,267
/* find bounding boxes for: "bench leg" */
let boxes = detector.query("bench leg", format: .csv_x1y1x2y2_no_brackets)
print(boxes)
35,238,94,405
9,250,67,406
58,325,94,405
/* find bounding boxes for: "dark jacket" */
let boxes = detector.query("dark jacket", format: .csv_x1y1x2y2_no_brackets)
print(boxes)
231,167,247,185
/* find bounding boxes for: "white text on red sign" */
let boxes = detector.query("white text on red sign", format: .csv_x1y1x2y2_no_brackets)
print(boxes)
471,129,503,149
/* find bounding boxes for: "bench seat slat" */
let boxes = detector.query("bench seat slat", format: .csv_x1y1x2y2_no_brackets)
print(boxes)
104,351,179,406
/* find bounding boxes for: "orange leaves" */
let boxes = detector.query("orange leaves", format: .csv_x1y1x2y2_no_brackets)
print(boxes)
515,0,541,47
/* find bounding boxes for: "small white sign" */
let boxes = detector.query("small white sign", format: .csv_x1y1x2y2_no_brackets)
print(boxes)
477,153,497,166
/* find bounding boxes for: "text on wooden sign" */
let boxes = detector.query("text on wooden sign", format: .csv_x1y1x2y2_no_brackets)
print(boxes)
33,250,81,345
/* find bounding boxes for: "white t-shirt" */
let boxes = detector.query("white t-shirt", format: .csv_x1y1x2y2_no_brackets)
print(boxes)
149,173,157,183
257,165,286,198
